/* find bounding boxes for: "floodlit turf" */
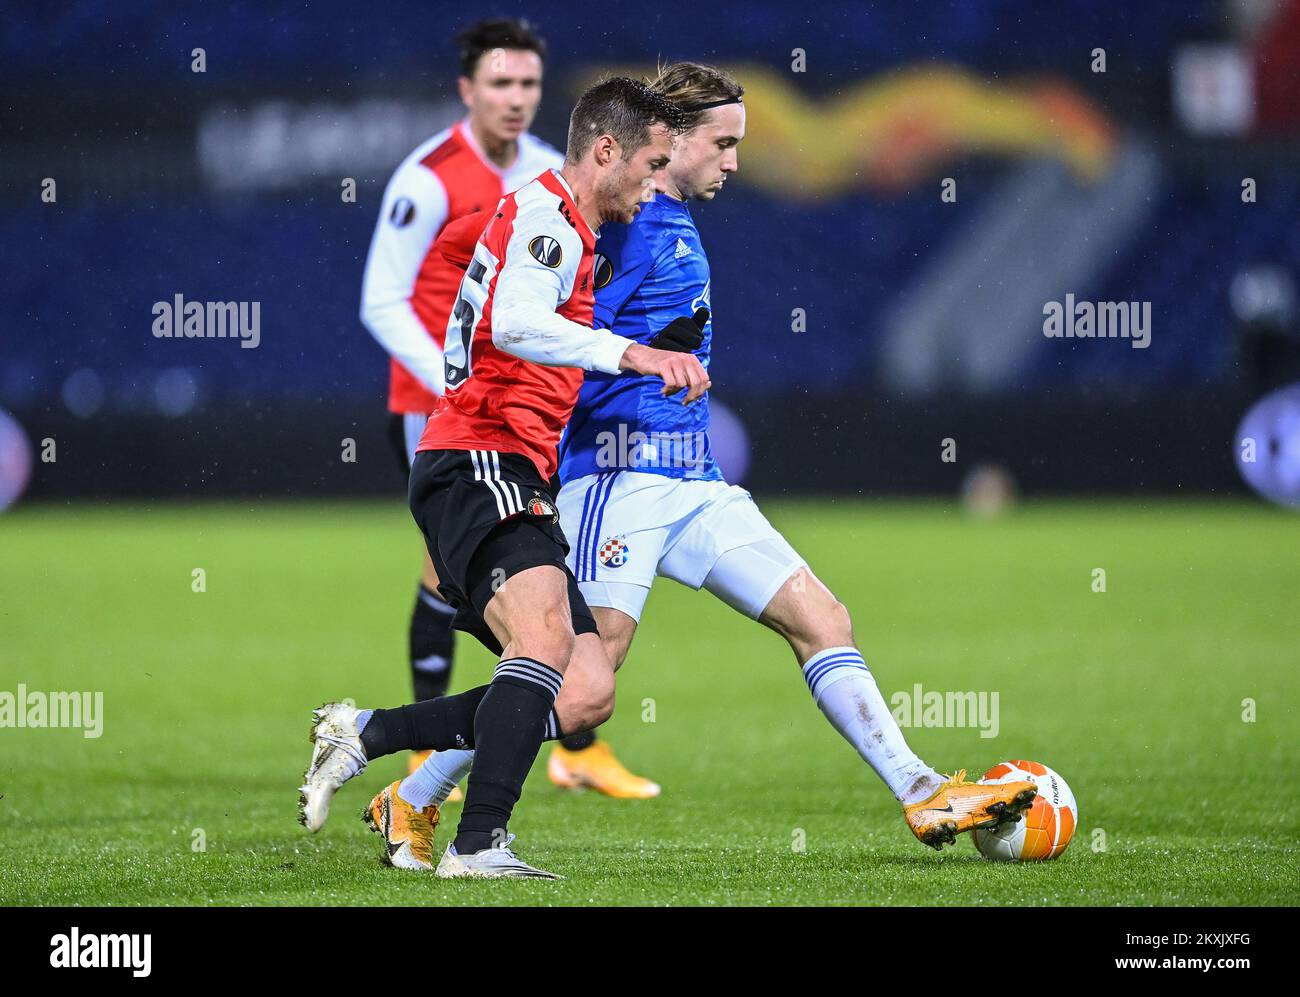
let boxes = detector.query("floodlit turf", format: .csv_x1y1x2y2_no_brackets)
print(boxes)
1,499,1297,906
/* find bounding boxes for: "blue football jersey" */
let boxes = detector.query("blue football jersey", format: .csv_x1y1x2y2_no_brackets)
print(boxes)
557,194,721,484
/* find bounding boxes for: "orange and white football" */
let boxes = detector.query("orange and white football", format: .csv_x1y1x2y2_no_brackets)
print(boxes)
973,759,1078,861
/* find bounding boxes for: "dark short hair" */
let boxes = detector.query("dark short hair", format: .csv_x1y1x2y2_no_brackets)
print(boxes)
455,18,547,79
564,77,688,163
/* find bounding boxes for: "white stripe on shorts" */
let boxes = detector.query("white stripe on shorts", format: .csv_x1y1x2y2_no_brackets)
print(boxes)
471,450,508,520
489,450,523,514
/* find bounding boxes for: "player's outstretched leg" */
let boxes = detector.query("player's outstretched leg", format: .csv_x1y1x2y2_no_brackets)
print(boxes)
300,636,614,874
746,563,1037,850
547,608,659,798
298,685,489,833
396,627,619,863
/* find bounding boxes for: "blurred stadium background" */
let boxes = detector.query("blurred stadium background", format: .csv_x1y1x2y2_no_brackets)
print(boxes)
5,0,1300,506
4,1,1300,909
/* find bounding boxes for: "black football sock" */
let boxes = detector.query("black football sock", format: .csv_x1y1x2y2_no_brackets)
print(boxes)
359,685,489,759
410,584,456,701
453,657,563,855
559,728,597,751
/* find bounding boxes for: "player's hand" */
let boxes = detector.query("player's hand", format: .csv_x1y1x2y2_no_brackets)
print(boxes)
647,308,709,354
619,343,711,404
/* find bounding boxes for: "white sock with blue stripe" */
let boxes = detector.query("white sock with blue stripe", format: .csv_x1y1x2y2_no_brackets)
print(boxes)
801,646,943,805
398,748,475,809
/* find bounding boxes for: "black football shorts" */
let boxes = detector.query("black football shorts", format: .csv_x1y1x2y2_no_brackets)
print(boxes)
386,412,413,474
408,447,597,655
387,411,433,475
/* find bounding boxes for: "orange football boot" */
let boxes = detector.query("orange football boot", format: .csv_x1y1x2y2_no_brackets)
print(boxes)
362,780,441,870
904,769,1037,850
547,741,660,799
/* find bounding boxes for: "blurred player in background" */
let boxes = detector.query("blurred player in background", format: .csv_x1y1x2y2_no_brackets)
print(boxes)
359,18,656,798
304,79,700,878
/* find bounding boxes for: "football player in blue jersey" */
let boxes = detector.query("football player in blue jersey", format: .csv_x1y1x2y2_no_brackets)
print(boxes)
408,63,1038,850
550,62,1035,849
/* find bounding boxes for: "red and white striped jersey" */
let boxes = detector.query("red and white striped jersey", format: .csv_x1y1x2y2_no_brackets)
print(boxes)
360,120,562,413
417,170,635,479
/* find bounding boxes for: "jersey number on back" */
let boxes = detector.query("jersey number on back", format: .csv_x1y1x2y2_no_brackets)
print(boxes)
443,251,494,390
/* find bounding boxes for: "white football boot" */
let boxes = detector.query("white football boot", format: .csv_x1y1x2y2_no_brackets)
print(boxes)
298,702,369,832
434,834,561,880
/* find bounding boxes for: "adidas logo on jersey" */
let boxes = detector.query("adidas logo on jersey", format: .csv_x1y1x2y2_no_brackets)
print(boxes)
674,238,693,259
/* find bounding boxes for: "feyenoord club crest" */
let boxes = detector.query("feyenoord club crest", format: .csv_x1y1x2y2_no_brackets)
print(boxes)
527,492,558,522
597,535,630,568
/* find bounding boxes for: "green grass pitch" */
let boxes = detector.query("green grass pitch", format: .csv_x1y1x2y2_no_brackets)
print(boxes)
1,499,1297,906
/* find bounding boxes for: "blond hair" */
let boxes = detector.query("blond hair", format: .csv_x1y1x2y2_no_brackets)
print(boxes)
645,62,743,132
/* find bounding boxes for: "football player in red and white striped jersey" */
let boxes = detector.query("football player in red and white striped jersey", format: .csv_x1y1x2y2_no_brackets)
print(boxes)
359,21,662,800
305,79,703,878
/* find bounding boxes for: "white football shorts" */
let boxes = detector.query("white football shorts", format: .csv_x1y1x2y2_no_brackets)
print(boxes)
556,470,806,623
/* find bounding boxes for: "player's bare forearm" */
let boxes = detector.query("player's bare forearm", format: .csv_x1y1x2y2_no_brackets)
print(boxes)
619,343,711,403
